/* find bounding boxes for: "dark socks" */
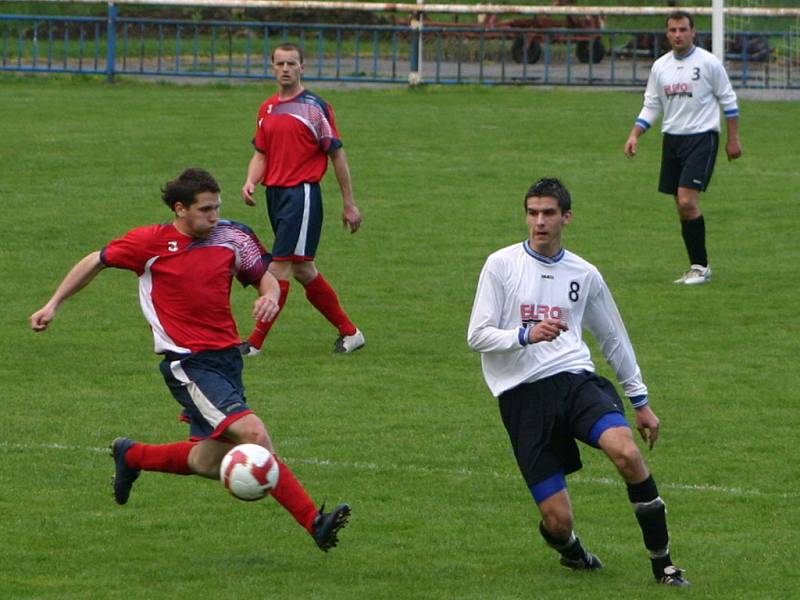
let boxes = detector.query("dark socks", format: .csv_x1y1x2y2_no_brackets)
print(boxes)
680,215,707,267
538,521,586,561
627,475,672,578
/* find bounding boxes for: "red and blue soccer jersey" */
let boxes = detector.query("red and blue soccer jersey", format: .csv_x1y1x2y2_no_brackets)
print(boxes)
100,221,270,354
252,89,343,187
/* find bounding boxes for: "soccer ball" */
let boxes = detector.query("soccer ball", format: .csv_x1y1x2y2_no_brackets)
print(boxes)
220,443,280,501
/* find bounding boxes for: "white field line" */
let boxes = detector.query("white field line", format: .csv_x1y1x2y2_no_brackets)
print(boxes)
1,441,794,499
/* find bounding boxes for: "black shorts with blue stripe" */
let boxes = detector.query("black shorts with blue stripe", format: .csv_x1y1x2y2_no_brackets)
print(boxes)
498,371,628,494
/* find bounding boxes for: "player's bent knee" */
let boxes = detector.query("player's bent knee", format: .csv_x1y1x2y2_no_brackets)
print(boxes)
227,414,270,446
540,505,574,539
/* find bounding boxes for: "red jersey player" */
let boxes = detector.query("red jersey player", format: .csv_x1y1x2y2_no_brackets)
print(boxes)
30,168,350,552
241,43,365,355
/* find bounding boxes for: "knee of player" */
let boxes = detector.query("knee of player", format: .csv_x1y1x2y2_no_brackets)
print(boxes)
541,508,574,539
236,420,270,446
609,440,644,474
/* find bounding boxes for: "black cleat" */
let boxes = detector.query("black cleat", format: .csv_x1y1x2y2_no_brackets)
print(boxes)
657,565,690,587
560,551,604,570
312,503,351,552
111,437,140,505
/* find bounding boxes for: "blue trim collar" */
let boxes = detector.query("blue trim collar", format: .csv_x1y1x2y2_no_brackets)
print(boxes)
673,45,697,61
523,240,564,264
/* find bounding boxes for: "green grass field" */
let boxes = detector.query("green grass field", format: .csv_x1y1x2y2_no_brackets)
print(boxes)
1,75,799,599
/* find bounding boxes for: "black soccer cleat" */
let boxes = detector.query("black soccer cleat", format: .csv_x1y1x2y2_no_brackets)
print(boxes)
560,551,604,570
312,502,351,552
657,565,690,587
111,437,140,505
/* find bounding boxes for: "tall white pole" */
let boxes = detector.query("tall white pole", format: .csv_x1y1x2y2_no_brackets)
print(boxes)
712,0,725,61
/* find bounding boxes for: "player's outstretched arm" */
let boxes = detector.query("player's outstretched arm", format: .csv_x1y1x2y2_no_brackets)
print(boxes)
634,405,661,450
330,148,362,234
30,251,106,332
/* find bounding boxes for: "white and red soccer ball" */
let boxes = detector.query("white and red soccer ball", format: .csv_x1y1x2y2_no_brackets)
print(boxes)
220,444,280,501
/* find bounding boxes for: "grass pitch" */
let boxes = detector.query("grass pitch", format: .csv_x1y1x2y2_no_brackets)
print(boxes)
1,75,799,599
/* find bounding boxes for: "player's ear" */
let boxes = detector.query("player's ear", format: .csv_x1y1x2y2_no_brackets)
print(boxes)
562,210,573,224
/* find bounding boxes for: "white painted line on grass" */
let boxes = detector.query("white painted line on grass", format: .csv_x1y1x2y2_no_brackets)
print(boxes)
1,441,793,499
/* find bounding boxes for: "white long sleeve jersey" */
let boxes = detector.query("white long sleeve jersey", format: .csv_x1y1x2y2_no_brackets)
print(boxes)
636,46,739,135
467,241,647,400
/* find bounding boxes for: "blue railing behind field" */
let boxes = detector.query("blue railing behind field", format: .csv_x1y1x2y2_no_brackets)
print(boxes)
0,10,795,88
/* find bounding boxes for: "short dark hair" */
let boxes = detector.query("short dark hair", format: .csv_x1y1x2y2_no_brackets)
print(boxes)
524,178,572,213
271,43,304,64
161,168,220,210
666,10,694,29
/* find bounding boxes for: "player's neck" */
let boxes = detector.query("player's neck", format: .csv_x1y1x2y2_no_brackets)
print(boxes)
278,84,304,101
528,239,563,258
673,44,695,59
172,219,201,239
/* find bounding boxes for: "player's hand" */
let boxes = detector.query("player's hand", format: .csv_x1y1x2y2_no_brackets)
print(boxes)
342,204,362,234
241,182,257,206
529,318,569,343
726,138,742,161
253,294,279,324
624,136,638,158
634,405,660,449
30,305,56,332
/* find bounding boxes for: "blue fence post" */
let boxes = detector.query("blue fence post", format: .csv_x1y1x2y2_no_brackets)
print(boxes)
106,2,118,82
409,12,421,86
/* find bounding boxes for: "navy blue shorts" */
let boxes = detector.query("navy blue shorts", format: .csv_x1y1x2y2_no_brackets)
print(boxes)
659,131,719,195
266,183,323,261
498,371,628,489
159,348,253,441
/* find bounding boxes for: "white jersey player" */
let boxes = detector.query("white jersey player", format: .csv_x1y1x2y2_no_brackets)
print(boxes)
467,178,688,587
624,10,742,286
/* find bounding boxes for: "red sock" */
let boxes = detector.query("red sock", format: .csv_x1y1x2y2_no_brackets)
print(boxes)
304,273,357,336
247,279,290,349
126,441,195,475
271,460,319,533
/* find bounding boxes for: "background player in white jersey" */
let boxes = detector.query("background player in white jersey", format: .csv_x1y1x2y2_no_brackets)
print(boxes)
467,178,688,586
624,10,742,285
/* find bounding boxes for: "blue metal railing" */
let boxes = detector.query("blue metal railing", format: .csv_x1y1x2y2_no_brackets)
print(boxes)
0,9,795,88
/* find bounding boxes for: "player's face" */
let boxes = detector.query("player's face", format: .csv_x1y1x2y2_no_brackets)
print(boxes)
176,192,221,239
272,49,304,90
526,196,572,256
666,18,695,55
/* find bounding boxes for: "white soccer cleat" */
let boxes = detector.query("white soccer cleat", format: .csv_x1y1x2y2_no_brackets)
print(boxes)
673,264,712,285
333,328,365,353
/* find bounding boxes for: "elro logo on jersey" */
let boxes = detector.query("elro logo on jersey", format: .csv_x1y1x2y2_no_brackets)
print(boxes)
520,303,569,325
167,241,179,252
663,82,694,98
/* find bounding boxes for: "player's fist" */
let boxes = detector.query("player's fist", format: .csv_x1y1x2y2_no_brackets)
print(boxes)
30,305,56,332
726,138,742,161
529,318,569,343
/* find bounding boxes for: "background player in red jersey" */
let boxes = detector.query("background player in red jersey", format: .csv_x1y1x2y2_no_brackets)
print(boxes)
30,168,350,552
240,43,365,354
